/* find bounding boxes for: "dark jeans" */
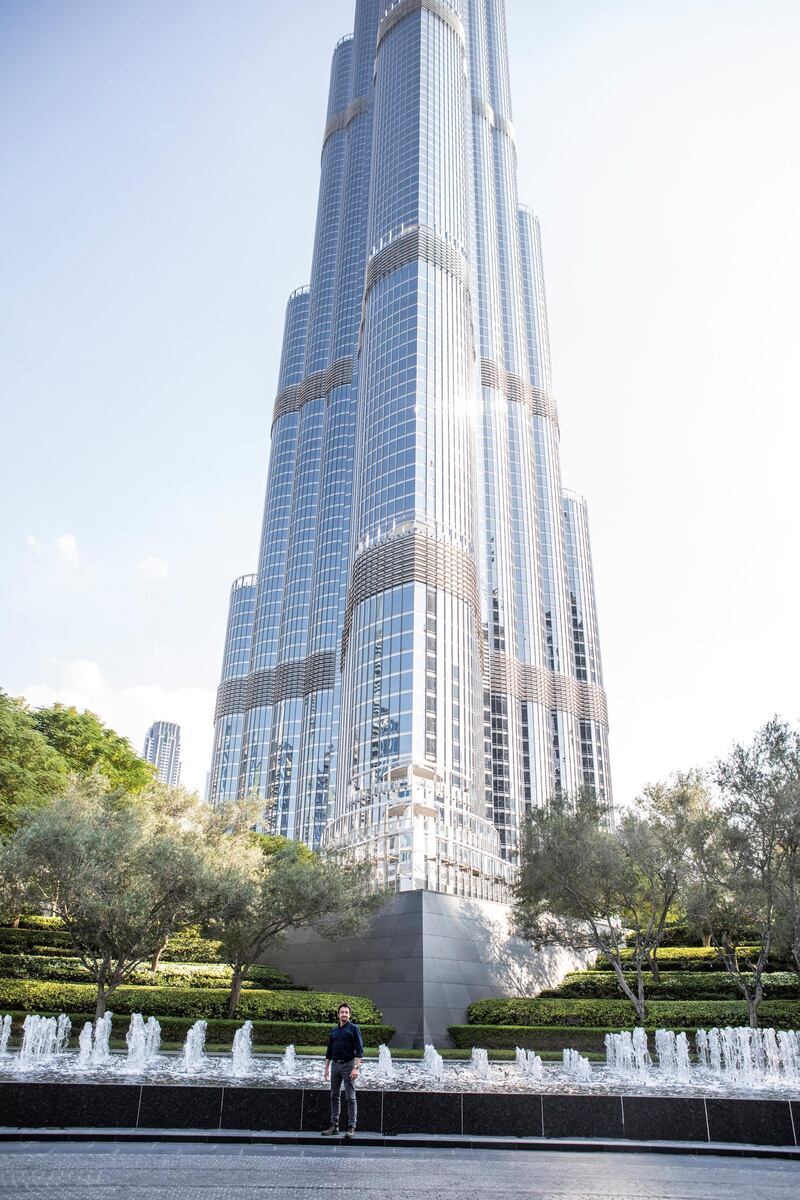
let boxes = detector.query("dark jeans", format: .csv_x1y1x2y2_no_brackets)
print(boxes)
330,1059,357,1129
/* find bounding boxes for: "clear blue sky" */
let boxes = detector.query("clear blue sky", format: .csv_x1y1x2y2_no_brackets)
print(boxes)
2,0,798,799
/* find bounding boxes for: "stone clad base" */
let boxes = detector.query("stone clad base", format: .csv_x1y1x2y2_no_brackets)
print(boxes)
1,1082,799,1149
266,890,591,1048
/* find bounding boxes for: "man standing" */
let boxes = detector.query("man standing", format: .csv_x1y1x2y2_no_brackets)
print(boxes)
322,1002,364,1139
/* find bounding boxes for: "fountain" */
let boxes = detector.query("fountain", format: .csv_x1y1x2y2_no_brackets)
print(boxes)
16,1014,71,1068
695,1026,800,1085
182,1020,207,1072
516,1047,543,1081
281,1043,297,1077
231,1021,253,1077
422,1044,444,1081
605,1028,650,1076
0,1016,11,1056
470,1047,490,1080
376,1043,395,1081
125,1014,161,1070
562,1048,592,1082
654,1029,690,1080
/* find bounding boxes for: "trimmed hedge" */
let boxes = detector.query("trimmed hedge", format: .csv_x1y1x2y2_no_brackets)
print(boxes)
12,916,65,931
465,996,800,1030
450,1024,638,1052
0,928,73,956
0,954,296,992
2,1011,394,1048
592,946,766,972
542,971,800,1002
0,979,382,1024
0,923,225,964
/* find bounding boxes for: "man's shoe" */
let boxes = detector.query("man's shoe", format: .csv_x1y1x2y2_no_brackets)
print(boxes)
321,1126,339,1136
345,1127,356,1140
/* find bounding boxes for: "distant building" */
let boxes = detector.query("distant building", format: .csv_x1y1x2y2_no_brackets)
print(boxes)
143,720,181,787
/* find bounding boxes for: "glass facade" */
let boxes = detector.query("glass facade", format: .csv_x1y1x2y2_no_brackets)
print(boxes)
209,0,611,899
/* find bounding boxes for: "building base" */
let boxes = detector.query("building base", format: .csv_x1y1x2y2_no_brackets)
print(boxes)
266,890,591,1048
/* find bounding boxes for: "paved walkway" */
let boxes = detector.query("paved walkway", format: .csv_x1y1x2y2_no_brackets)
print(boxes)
1,1142,800,1199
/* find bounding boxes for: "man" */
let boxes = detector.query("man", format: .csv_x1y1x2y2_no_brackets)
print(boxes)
322,1001,364,1139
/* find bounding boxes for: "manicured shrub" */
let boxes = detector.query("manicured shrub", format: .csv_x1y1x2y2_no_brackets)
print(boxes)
541,971,800,1002
0,954,297,991
465,996,800,1030
0,927,73,956
591,946,769,972
0,979,382,1024
449,1024,626,1051
12,915,66,931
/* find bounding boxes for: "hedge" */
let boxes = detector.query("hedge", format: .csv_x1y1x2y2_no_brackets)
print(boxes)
0,979,382,1024
592,946,767,972
465,996,800,1030
0,954,296,991
0,928,73,956
449,1024,646,1052
542,971,800,1002
0,924,225,964
10,916,65,931
2,1011,394,1048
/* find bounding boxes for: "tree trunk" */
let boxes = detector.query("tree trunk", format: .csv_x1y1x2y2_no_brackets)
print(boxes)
95,991,107,1019
227,963,245,1018
10,914,20,929
648,950,661,983
151,940,167,973
747,993,759,1029
702,932,711,947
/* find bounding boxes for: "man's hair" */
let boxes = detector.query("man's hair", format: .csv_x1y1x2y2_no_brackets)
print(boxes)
338,1002,351,1013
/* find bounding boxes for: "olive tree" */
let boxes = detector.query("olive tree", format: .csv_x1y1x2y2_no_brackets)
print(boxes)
513,780,704,1024
207,830,383,1018
684,719,798,1025
0,775,222,1016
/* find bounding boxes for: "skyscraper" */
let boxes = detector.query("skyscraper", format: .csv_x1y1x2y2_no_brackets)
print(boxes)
143,720,182,788
209,0,610,900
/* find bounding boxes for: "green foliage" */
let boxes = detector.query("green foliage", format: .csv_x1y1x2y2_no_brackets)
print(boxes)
465,996,800,1029
12,915,66,931
0,979,382,1024
541,970,800,1001
592,945,767,971
161,927,225,963
0,953,297,991
448,1024,630,1051
30,704,154,792
0,692,67,836
0,777,233,1015
0,927,73,955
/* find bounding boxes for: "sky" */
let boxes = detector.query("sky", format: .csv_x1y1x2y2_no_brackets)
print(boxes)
1,0,799,803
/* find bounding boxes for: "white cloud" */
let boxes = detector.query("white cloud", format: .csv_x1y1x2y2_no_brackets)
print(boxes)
140,556,169,581
26,534,42,554
55,533,80,567
23,659,214,796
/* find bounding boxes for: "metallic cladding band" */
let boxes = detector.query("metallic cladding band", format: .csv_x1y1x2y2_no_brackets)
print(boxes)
489,651,609,726
365,226,470,299
322,96,369,150
272,356,353,425
377,0,465,48
341,532,480,666
471,95,516,145
214,651,338,721
480,359,559,427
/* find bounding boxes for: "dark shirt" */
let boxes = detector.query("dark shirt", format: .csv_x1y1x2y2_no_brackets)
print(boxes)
326,1020,364,1062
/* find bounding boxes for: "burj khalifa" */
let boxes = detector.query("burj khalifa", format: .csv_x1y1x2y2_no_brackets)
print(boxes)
209,0,611,901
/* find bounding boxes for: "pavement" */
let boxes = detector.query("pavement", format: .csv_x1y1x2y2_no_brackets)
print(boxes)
1,1142,800,1199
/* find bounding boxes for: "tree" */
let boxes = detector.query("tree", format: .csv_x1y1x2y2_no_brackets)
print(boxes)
31,703,155,792
513,782,703,1024
684,719,797,1026
0,691,67,838
207,829,382,1018
0,775,221,1016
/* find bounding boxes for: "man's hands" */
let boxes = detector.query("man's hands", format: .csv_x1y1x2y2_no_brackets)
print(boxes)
323,1062,330,1081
